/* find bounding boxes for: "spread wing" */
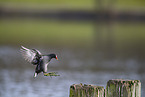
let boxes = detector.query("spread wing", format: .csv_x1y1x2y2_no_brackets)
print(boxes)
20,46,42,63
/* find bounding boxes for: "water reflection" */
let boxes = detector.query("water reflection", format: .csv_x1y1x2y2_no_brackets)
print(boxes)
0,46,144,97
94,21,145,61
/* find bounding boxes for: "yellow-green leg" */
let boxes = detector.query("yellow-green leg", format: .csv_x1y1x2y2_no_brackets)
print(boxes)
44,72,60,77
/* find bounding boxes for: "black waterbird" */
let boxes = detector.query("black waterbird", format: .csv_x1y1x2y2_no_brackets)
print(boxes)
21,46,59,77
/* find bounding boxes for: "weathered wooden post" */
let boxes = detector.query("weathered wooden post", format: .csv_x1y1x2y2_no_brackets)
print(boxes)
106,79,141,97
69,79,141,97
69,83,104,97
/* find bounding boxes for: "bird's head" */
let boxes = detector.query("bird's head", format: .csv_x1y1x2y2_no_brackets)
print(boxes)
49,54,58,60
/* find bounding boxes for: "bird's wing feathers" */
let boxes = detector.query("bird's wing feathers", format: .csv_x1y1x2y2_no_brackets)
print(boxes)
20,46,41,63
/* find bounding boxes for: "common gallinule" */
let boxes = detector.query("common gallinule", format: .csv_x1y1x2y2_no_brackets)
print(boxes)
21,46,59,77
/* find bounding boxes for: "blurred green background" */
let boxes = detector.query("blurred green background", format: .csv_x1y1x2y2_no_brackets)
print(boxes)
0,0,145,48
0,0,145,10
0,0,145,61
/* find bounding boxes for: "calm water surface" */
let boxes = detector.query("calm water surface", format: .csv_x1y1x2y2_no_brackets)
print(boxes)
0,46,144,97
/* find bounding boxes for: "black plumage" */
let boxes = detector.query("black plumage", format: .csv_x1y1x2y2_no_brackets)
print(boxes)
21,46,58,77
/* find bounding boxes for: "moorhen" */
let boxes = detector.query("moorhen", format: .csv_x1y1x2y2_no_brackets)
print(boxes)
21,46,59,77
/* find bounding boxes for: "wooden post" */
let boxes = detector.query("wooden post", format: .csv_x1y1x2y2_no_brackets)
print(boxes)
69,83,104,97
69,79,141,97
106,79,141,97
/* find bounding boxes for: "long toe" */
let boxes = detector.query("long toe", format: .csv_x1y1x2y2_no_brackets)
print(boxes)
44,72,60,77
49,72,60,76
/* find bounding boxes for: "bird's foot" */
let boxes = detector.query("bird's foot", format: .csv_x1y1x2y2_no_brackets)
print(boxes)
44,72,60,77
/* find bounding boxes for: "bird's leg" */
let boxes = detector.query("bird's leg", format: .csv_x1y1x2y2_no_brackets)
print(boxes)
33,72,37,77
43,72,60,77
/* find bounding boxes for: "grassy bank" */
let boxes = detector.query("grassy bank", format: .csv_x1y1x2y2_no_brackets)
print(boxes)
0,18,94,47
0,0,145,10
0,18,145,48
